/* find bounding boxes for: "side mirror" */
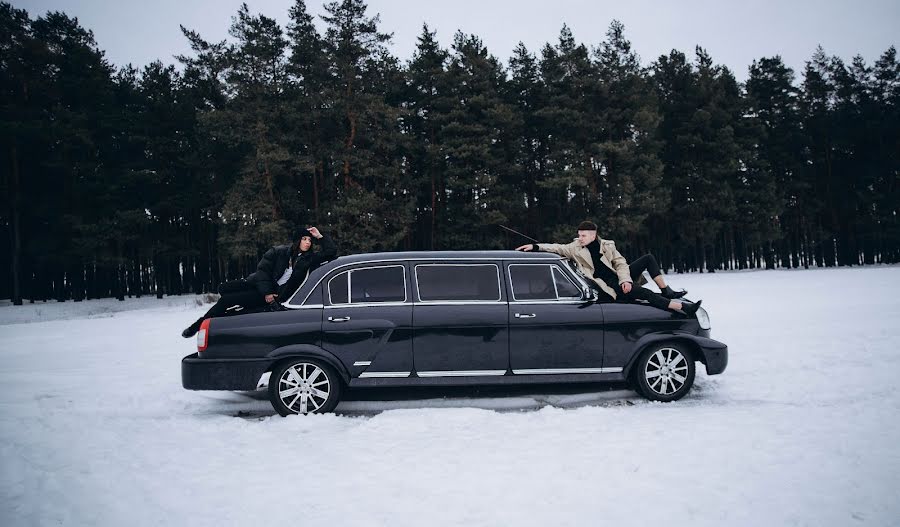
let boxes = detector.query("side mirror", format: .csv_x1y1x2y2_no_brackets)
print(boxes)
582,285,598,302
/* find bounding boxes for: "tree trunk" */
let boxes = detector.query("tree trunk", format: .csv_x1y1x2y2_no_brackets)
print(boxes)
9,144,22,305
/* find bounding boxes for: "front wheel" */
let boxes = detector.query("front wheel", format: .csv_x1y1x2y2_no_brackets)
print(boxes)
268,359,342,416
634,343,695,402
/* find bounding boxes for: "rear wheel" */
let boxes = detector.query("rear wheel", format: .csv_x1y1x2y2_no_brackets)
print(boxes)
268,359,342,416
634,343,695,402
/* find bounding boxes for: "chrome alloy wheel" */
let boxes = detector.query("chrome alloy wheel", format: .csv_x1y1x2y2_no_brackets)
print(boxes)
277,362,331,414
644,347,689,396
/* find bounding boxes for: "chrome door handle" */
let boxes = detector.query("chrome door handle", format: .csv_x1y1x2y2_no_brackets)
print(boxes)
328,316,351,322
515,313,536,319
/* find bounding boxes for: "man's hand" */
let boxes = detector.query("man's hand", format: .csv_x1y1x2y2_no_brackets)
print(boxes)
307,227,323,239
516,244,532,251
265,294,278,303
621,282,633,294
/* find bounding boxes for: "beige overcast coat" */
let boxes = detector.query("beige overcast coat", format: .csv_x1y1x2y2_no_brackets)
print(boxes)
537,238,633,300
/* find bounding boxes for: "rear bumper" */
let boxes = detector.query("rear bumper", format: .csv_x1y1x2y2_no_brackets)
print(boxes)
695,337,728,375
182,353,273,390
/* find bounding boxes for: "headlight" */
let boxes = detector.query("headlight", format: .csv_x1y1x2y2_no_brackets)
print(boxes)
695,306,711,330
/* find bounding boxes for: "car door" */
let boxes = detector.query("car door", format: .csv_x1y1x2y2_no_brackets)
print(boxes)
412,262,509,377
506,262,606,374
321,263,413,379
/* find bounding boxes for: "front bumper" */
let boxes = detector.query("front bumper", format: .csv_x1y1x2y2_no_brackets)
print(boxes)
182,353,273,390
695,337,728,375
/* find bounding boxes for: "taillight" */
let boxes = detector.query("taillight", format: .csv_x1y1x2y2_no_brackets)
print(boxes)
197,318,211,352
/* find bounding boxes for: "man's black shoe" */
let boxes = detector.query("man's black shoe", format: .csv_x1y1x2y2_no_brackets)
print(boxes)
681,300,702,316
662,285,688,299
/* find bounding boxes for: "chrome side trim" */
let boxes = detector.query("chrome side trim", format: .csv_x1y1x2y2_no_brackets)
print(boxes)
282,303,323,310
414,300,507,306
353,361,372,367
359,371,410,378
417,370,507,377
511,367,623,375
508,300,584,305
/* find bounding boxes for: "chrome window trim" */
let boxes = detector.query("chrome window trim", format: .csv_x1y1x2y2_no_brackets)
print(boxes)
512,367,623,375
327,264,408,307
359,371,411,378
414,263,503,303
416,370,507,377
294,256,564,306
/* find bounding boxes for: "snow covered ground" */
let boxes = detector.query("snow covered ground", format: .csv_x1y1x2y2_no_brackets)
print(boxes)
1,266,899,526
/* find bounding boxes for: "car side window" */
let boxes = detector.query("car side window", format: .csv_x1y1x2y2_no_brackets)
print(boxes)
328,265,406,305
509,264,582,301
553,266,582,298
328,272,349,304
416,264,501,302
509,265,556,300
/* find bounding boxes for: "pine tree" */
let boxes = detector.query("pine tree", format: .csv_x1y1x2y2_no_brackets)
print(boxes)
507,42,546,240
406,24,452,249
871,47,900,263
438,32,517,249
591,21,666,256
535,25,597,240
321,0,413,252
653,48,742,271
800,46,838,266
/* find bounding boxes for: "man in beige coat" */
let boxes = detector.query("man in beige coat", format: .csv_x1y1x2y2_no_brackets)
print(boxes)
516,221,699,315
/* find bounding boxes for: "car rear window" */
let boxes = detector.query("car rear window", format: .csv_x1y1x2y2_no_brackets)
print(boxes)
415,264,501,302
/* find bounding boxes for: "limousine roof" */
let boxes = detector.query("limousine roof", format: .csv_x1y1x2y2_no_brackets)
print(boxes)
326,250,564,265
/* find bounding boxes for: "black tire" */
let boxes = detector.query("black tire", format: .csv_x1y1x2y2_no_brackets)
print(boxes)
633,343,695,402
268,358,343,416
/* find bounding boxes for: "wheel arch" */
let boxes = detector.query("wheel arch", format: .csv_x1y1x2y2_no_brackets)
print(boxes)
622,332,703,381
265,345,351,385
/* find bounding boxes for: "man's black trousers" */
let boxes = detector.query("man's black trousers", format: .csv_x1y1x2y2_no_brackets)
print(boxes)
629,254,663,282
598,254,671,310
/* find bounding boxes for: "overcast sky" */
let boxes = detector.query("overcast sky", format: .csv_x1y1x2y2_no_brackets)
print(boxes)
13,0,900,81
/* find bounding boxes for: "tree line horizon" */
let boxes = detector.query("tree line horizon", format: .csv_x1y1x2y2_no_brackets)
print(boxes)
2,0,898,304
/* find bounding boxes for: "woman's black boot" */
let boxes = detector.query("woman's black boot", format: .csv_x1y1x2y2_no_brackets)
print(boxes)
182,318,204,338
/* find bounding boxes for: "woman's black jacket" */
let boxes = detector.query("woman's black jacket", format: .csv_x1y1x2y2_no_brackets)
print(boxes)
245,234,337,297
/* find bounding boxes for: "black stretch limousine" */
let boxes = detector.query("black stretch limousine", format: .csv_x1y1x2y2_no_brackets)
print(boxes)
182,251,728,415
